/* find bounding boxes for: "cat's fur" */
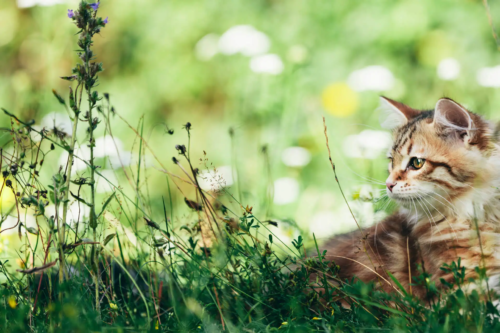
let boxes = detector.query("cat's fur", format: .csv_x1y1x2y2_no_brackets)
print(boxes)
320,97,500,299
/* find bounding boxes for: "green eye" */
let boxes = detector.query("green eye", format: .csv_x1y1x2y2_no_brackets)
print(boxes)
409,157,425,170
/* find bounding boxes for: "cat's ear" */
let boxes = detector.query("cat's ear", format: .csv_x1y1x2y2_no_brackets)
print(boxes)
379,96,420,129
433,98,473,137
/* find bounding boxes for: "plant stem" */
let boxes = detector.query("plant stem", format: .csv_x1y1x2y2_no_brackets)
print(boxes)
59,104,80,283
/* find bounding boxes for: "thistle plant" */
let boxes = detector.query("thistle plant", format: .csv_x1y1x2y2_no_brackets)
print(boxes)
64,0,108,315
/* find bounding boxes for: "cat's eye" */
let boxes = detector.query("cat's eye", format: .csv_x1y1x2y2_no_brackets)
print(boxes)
409,157,425,170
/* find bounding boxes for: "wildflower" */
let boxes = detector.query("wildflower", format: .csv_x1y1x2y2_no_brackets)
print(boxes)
175,144,187,155
67,9,74,19
89,2,100,11
312,317,322,320
279,322,288,329
109,303,118,310
103,17,109,24
7,296,16,309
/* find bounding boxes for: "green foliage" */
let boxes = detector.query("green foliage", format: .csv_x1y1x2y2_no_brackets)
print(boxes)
1,1,500,332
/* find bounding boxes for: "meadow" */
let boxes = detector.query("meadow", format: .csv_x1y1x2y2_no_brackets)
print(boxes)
2,0,500,331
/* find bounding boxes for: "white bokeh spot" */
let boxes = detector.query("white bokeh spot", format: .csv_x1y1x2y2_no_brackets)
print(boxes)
195,33,219,61
218,25,270,57
348,65,395,91
281,147,311,167
273,177,299,205
437,58,460,81
250,54,284,75
477,66,500,87
343,130,392,159
17,0,65,8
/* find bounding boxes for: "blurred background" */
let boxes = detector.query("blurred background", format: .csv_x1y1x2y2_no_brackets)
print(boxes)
1,0,500,252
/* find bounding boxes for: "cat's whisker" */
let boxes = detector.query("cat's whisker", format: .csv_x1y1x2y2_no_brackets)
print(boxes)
416,185,457,215
423,191,457,216
414,195,436,229
415,191,459,243
413,196,437,247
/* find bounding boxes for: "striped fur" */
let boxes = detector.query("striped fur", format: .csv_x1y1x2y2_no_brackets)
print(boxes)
320,98,500,300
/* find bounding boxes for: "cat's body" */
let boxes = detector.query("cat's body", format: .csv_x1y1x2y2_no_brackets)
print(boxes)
320,97,500,299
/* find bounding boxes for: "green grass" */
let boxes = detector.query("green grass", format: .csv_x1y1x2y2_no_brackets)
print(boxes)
1,1,500,332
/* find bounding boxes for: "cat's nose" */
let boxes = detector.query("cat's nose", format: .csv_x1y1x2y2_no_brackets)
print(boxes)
386,182,396,192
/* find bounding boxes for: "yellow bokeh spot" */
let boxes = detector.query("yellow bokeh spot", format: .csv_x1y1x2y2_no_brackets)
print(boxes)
417,30,453,66
7,296,16,309
321,82,358,117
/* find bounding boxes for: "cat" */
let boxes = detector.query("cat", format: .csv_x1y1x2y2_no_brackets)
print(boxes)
319,97,500,300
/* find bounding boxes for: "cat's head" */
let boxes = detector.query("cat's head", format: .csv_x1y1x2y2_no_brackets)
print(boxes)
380,97,497,212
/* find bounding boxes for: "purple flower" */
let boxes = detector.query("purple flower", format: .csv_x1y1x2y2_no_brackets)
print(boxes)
67,9,74,18
103,17,109,24
89,2,100,11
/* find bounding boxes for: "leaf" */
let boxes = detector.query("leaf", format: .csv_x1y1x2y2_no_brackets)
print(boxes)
153,239,168,247
25,226,39,236
265,220,278,227
180,225,191,233
52,89,65,105
184,198,202,211
70,191,92,207
144,217,160,230
17,260,57,274
386,271,409,297
60,75,77,81
103,233,116,246
97,192,115,220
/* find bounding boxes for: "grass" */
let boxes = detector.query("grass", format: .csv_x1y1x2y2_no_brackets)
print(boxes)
0,1,500,332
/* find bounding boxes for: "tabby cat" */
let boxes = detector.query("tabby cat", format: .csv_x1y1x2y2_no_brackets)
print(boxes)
320,97,500,299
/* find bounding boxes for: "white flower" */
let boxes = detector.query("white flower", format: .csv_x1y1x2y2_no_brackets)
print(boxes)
342,130,392,159
267,222,299,246
281,147,311,167
309,207,359,238
94,135,123,159
250,54,284,75
477,66,500,87
41,112,73,136
218,25,270,57
273,178,299,205
59,135,132,173
195,33,219,61
59,145,90,173
309,211,338,237
437,58,460,81
347,65,395,91
197,166,234,191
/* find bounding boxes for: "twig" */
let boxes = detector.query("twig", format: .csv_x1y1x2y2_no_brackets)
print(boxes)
483,0,500,50
322,117,386,278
